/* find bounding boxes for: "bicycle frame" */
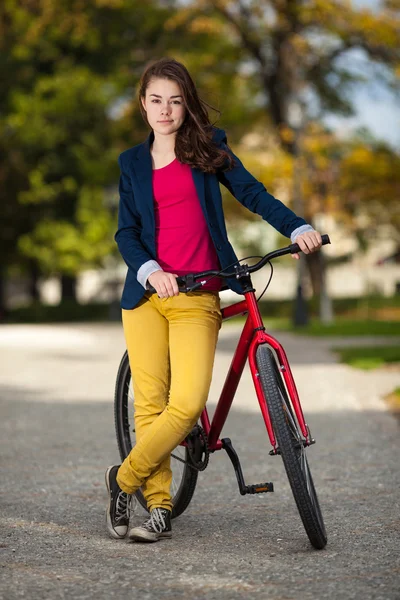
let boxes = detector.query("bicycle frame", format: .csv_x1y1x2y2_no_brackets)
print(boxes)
199,290,311,453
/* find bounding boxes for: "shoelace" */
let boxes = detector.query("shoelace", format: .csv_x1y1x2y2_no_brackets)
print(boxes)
143,508,167,533
115,491,133,523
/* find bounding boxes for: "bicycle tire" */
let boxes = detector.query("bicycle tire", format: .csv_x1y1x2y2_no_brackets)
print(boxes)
256,345,327,549
114,351,198,519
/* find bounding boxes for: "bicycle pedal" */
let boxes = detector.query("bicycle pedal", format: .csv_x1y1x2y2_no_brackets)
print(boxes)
244,482,274,494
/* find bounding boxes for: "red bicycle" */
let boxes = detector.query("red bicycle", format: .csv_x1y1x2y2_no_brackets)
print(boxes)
114,235,330,549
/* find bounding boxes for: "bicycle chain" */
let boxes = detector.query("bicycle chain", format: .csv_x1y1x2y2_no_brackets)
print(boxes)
170,424,210,472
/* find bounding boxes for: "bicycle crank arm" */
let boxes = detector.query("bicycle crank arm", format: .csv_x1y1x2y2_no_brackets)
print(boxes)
222,438,274,496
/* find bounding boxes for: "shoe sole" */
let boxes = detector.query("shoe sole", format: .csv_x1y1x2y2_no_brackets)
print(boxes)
128,528,172,543
105,466,127,540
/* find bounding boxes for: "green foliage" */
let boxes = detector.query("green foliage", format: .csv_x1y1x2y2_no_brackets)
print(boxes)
18,187,115,276
5,300,110,323
2,0,400,313
173,0,400,246
290,320,400,337
333,346,400,370
1,0,264,305
339,140,400,240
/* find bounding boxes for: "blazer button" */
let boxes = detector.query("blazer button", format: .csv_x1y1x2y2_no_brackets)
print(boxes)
216,244,222,251
210,222,215,228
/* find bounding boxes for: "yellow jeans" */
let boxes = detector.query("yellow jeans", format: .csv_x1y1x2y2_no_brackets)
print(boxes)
117,291,222,512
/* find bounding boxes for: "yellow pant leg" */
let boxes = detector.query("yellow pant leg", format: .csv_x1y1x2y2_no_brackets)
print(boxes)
120,295,173,510
117,292,221,512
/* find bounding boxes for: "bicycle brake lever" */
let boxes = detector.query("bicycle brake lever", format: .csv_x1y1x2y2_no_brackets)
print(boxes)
186,282,204,292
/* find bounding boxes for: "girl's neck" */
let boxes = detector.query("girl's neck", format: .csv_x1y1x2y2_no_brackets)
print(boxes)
151,131,176,156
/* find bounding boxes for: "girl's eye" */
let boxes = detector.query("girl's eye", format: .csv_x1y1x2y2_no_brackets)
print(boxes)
150,99,181,104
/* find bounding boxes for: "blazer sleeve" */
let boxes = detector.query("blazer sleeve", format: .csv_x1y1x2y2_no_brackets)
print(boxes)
114,156,154,275
216,136,308,239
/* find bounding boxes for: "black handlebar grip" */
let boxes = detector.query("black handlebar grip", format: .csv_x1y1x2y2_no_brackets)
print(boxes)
290,233,331,254
321,234,331,245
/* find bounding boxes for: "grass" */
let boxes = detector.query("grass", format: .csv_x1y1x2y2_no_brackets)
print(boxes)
385,387,400,414
286,320,400,337
255,295,400,337
224,316,400,337
333,346,400,370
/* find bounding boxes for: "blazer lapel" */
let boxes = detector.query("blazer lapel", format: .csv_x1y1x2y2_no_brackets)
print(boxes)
133,132,155,227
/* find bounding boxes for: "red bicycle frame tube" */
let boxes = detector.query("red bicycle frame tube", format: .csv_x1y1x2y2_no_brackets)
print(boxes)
201,290,310,452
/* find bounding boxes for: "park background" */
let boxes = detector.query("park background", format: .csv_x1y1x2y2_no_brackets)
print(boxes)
1,3,400,598
1,0,400,372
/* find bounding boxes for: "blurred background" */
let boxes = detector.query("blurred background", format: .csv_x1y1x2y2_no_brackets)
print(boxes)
1,0,399,341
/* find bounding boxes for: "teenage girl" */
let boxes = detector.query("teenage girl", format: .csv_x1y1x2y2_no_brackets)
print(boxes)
105,57,322,543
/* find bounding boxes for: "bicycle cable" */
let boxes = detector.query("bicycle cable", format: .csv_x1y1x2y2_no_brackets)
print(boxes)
256,260,274,302
190,254,263,289
192,253,274,303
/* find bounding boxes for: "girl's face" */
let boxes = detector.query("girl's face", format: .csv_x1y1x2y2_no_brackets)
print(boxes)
141,77,186,138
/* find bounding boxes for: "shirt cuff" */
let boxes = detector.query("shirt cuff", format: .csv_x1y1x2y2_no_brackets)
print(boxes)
290,224,315,243
137,260,163,289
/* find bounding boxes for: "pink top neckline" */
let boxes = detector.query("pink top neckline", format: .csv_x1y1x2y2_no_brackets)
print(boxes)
153,158,178,171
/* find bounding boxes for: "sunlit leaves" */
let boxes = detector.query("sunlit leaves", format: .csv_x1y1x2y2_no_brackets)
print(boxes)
18,186,115,275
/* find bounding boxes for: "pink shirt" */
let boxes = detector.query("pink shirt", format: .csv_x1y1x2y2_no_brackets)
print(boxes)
152,158,221,291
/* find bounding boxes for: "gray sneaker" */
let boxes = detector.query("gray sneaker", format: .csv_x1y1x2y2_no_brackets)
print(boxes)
128,508,172,543
105,465,131,539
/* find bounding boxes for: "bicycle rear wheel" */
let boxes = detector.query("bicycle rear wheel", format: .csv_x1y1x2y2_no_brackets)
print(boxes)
256,345,327,549
114,351,198,518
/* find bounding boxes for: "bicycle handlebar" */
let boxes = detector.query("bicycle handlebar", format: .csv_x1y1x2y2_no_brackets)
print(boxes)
146,234,331,293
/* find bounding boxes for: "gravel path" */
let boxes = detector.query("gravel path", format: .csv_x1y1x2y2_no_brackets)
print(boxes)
0,322,399,600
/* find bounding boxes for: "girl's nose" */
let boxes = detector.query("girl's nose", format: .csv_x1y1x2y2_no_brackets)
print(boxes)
161,104,171,115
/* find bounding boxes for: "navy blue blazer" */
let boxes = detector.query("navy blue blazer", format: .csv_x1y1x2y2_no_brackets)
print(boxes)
115,127,307,309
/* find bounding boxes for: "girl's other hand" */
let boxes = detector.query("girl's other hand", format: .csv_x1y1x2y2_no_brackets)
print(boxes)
291,231,323,260
148,270,180,298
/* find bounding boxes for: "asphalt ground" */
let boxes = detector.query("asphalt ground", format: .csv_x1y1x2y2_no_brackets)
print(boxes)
0,323,399,600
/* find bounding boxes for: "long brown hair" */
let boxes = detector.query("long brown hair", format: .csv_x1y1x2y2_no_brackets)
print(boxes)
138,58,235,173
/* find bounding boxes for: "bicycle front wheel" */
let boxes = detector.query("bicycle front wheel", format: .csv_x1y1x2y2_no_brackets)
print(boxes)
114,351,198,519
256,345,327,549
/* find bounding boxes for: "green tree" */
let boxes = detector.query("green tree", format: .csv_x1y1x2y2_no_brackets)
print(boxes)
0,0,260,314
0,0,185,309
171,0,400,322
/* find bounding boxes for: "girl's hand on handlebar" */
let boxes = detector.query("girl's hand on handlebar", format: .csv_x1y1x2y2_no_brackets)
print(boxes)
291,230,323,260
147,270,180,298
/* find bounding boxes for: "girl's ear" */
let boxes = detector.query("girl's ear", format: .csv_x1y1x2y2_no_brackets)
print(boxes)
140,96,146,112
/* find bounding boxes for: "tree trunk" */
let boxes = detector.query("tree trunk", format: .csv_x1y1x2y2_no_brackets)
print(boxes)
319,252,333,324
291,127,309,326
60,275,77,303
305,252,322,297
305,251,334,323
28,260,40,302
0,267,7,322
